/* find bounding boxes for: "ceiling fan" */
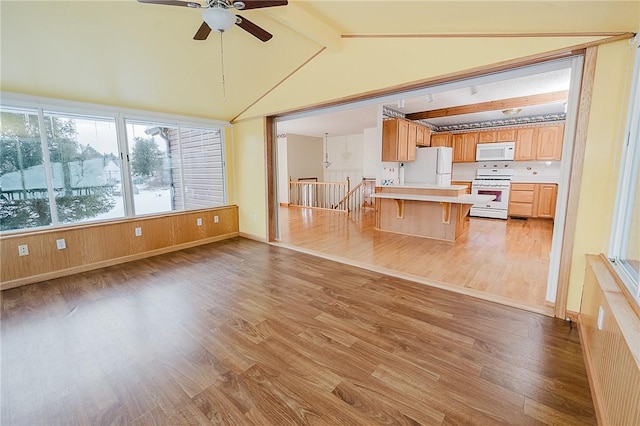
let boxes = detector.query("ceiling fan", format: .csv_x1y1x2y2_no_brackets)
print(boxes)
137,0,288,42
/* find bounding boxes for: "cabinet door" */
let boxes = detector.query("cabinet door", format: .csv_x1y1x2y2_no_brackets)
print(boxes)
452,134,464,163
382,119,407,162
536,184,557,218
431,133,451,147
515,127,537,161
497,129,516,142
406,122,417,161
478,131,497,143
536,125,564,161
462,133,478,162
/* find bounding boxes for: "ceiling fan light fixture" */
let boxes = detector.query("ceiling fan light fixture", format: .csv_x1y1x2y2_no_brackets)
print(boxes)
202,7,236,32
502,108,522,117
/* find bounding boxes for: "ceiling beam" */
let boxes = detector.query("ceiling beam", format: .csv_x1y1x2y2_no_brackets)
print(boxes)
262,2,342,51
405,90,570,120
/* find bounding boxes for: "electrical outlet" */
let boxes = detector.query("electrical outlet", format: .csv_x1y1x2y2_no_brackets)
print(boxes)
56,239,66,250
135,227,142,237
214,215,219,223
597,306,605,330
18,244,29,256
253,214,258,222
197,218,203,226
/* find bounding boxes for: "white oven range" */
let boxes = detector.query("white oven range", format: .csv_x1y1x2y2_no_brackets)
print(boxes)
470,168,514,219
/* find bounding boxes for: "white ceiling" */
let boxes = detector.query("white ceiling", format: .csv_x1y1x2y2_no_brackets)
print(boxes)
277,61,572,137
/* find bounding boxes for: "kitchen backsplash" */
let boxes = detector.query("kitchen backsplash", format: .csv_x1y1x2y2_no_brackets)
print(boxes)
452,161,562,183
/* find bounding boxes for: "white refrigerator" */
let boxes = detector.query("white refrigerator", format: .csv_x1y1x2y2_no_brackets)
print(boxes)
403,147,453,186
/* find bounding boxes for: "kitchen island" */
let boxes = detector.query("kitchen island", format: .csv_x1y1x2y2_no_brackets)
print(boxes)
372,184,495,241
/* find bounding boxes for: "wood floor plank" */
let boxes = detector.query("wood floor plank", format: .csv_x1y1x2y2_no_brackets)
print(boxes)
278,206,552,309
0,237,595,425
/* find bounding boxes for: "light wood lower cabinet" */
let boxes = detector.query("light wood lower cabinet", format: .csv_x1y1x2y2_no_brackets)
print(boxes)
451,181,471,194
509,183,557,219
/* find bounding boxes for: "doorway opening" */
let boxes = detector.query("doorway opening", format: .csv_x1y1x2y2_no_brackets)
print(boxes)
270,55,585,315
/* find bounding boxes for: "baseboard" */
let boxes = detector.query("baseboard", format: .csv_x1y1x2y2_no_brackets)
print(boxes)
0,232,239,291
239,232,267,243
565,309,579,323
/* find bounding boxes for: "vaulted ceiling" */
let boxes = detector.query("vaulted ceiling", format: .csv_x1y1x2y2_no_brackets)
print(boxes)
1,1,638,123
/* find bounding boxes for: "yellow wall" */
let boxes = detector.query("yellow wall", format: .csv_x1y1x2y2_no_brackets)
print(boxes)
236,36,604,121
231,118,267,240
566,40,637,312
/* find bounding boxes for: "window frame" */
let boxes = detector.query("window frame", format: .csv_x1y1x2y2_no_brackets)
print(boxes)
0,92,230,234
608,41,640,307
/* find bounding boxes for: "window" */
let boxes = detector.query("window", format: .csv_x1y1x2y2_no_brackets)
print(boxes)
126,121,177,216
0,108,52,231
609,43,640,305
43,112,125,224
0,95,227,233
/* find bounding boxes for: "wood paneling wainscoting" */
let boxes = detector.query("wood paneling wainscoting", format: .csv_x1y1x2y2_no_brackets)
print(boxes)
579,255,640,425
0,206,239,290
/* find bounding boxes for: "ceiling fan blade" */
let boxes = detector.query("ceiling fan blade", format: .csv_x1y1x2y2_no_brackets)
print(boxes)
193,22,212,40
236,1,288,10
235,15,272,42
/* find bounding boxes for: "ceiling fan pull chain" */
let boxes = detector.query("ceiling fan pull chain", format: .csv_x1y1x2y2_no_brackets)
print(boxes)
220,31,227,103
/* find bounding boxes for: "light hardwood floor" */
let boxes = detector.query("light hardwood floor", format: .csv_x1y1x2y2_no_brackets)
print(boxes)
277,207,554,313
1,238,595,425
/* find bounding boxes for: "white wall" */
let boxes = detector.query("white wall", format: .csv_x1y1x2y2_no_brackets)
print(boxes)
362,127,378,179
286,134,324,181
323,133,364,184
452,160,562,183
277,136,289,204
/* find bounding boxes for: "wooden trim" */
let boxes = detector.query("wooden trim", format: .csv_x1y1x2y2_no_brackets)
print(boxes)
342,32,631,39
565,309,579,323
0,232,239,291
279,202,290,207
266,116,276,243
577,315,606,426
247,34,633,123
230,47,327,123
600,254,640,318
555,46,598,319
406,91,569,120
0,205,238,240
238,232,267,243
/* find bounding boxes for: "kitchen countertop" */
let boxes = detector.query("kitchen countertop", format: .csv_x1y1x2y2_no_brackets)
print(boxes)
371,193,495,204
376,183,468,191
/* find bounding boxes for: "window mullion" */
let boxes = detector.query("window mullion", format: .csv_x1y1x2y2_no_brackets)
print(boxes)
37,107,59,225
116,113,135,217
178,127,186,210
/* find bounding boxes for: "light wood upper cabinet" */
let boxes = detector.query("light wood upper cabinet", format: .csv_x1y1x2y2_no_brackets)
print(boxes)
415,125,431,147
515,127,537,161
382,118,417,162
497,129,516,142
478,131,497,143
452,132,478,163
536,124,564,161
430,132,452,147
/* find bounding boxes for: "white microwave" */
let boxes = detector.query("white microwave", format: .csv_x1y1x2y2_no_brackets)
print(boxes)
476,141,515,161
